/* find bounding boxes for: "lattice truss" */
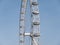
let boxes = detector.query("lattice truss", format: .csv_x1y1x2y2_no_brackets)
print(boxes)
19,0,40,45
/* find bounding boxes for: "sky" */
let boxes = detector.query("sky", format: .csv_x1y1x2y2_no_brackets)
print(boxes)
0,0,60,45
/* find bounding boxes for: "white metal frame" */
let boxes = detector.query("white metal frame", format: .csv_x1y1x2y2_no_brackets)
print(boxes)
19,0,40,45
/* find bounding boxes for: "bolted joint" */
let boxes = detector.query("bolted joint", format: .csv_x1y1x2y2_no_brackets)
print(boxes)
24,33,40,37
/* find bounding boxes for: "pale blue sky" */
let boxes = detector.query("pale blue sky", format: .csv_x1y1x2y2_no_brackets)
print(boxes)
0,0,60,45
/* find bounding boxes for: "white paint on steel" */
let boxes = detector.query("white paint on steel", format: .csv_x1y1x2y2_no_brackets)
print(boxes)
19,0,40,45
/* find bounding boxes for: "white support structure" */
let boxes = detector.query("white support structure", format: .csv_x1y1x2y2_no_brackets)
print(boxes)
19,0,27,45
31,0,40,45
19,0,40,45
25,33,30,36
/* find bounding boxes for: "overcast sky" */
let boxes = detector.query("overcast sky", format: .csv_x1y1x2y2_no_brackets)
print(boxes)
0,0,60,45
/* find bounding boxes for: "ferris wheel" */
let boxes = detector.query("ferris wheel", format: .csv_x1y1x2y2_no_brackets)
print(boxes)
19,0,40,45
